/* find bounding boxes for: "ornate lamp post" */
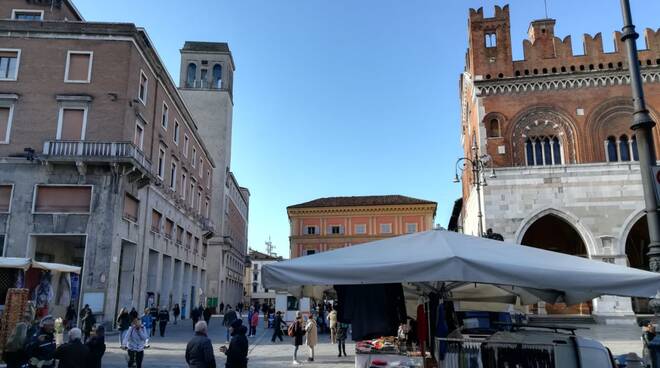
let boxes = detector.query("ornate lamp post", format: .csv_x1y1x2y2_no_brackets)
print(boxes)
453,137,496,237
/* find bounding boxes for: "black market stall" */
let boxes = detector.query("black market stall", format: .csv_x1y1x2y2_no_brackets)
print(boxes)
262,229,660,367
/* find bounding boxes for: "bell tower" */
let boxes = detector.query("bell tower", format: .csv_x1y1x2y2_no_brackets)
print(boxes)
466,5,514,79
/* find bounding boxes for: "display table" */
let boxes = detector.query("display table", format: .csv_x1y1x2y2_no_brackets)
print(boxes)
355,353,424,368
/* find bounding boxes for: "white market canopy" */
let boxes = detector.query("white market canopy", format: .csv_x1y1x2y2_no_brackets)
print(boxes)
262,230,660,305
0,257,81,274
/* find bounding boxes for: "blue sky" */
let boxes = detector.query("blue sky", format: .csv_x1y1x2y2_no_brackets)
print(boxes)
75,0,660,257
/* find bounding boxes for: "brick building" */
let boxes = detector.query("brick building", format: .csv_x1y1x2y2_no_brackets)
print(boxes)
0,0,248,322
288,195,437,258
458,5,660,320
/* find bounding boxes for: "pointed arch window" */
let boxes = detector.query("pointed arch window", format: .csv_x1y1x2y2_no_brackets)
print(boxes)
552,137,561,164
525,139,534,166
619,135,631,162
186,63,196,88
213,64,222,89
632,135,639,161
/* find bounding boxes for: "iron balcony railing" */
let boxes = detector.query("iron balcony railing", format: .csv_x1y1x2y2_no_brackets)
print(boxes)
42,140,152,173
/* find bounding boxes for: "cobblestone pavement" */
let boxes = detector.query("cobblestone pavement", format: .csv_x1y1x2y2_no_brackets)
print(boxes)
102,316,643,367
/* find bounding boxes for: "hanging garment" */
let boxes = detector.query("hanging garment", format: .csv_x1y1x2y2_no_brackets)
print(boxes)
417,304,428,357
436,303,449,360
56,273,71,306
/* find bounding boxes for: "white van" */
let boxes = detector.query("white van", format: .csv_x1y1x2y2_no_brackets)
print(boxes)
275,292,311,324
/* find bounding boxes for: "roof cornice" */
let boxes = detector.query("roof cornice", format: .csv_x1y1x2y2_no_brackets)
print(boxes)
287,203,438,217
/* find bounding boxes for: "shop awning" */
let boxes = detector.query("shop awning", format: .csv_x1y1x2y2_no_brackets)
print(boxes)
262,229,660,305
0,257,81,274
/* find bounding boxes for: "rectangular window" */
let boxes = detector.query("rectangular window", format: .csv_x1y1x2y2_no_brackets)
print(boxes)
0,105,14,144
164,218,174,239
194,237,200,254
0,185,13,213
0,50,19,81
133,121,144,150
157,147,166,179
380,223,392,234
176,225,184,245
122,193,138,221
330,225,343,234
192,147,197,167
355,224,367,235
64,51,92,83
206,170,211,188
170,161,177,190
57,108,86,140
161,102,169,130
151,209,162,233
306,249,316,256
138,70,148,105
183,134,189,157
406,223,418,234
199,158,204,177
35,185,92,213
11,9,44,20
253,284,258,293
197,190,202,214
185,231,192,249
205,199,210,218
189,180,195,208
181,171,188,200
305,226,317,235
174,120,180,144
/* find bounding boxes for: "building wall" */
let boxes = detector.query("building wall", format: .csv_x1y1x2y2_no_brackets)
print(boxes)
1,0,81,21
288,204,437,258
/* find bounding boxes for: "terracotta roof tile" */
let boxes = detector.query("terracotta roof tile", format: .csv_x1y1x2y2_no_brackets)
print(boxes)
288,195,437,209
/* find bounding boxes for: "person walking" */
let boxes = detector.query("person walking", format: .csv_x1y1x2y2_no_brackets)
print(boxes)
222,306,238,343
173,304,181,325
123,318,148,368
129,307,139,321
85,325,106,368
336,322,349,357
271,311,286,342
149,305,159,337
327,307,338,344
305,316,318,362
249,308,259,337
117,308,131,348
203,305,212,326
643,320,656,366
25,315,57,368
220,319,248,368
4,312,31,368
290,312,306,365
219,302,224,315
191,305,201,331
54,328,89,368
80,305,95,342
64,304,77,330
158,306,170,337
141,308,153,346
185,321,216,368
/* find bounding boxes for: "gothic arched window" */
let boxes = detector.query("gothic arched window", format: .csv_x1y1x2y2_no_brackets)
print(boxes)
525,139,534,166
620,135,631,162
606,136,618,162
632,135,639,161
213,64,222,89
186,63,197,88
488,119,501,138
552,137,561,164
543,137,552,165
525,135,562,166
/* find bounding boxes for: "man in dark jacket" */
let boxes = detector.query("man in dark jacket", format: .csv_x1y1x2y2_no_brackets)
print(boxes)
158,307,170,337
54,328,89,368
80,305,96,342
191,306,202,331
271,311,286,343
149,305,159,336
85,325,106,368
220,319,248,368
185,321,216,368
25,315,57,368
222,306,238,343
203,306,212,326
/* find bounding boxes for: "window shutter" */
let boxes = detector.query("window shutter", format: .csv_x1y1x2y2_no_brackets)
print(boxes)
60,109,84,140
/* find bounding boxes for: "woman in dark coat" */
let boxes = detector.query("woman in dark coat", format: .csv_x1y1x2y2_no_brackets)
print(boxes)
221,319,248,368
85,325,106,368
291,312,306,365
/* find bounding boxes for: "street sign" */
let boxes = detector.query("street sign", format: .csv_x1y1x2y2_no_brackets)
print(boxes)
653,167,660,202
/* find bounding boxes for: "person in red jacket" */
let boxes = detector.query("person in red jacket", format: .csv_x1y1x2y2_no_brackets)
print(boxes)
249,310,259,337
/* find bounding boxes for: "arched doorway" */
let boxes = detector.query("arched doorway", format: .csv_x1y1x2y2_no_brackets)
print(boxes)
626,215,651,313
521,214,591,314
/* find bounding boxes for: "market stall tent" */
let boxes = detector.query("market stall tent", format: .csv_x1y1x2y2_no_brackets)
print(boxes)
262,229,660,305
0,257,81,274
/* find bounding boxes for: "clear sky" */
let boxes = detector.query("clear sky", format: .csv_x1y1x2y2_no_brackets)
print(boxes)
75,0,660,257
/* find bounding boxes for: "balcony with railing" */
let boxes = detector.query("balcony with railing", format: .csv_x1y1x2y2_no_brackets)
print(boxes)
42,140,155,185
185,79,223,90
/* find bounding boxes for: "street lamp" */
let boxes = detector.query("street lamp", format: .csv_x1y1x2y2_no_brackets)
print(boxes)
453,137,495,237
619,1,660,273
